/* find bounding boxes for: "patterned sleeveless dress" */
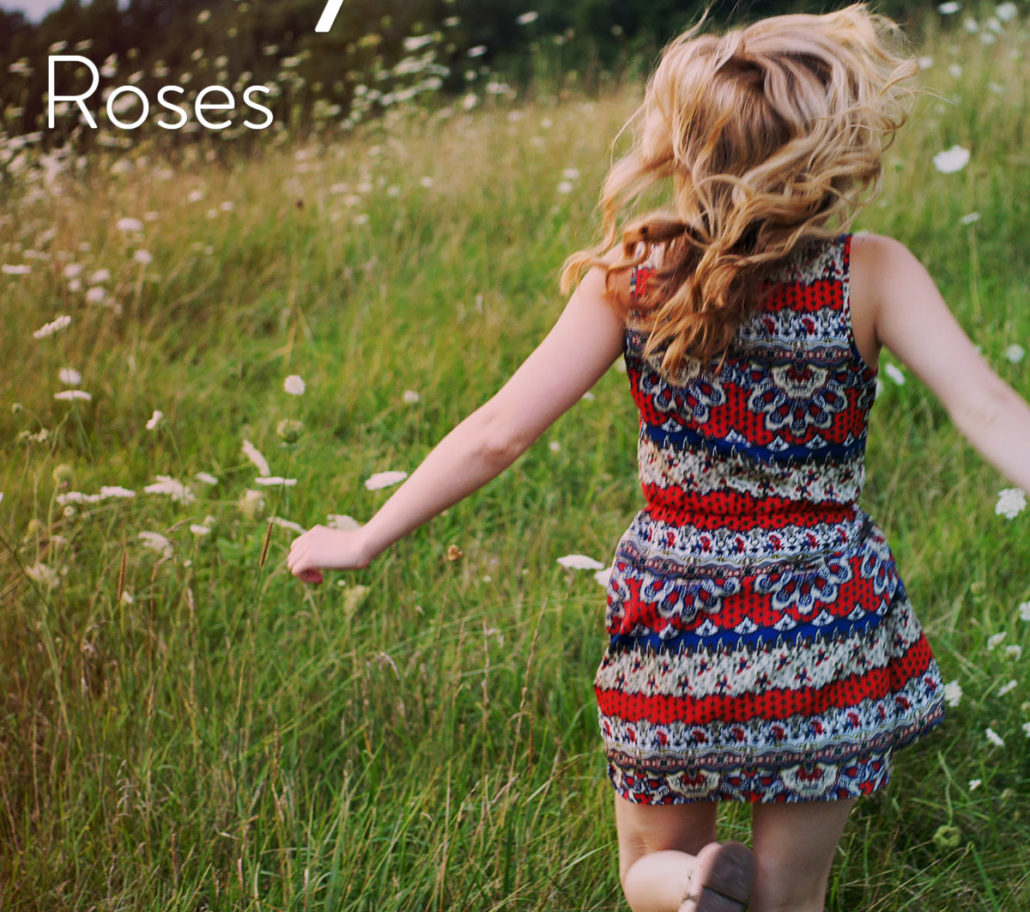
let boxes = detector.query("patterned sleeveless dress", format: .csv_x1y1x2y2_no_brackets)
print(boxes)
594,234,945,804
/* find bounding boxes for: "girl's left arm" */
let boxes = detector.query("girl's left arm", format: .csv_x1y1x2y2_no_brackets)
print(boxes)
288,265,627,583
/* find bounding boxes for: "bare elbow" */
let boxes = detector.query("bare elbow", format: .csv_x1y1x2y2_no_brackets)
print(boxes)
476,410,531,470
949,376,1015,437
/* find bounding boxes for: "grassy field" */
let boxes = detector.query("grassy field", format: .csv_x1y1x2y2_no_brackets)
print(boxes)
2,7,1030,911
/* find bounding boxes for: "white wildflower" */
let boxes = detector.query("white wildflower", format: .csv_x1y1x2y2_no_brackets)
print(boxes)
996,3,1017,24
365,471,407,490
1004,344,1025,364
90,268,110,284
1019,601,1030,622
144,475,195,504
557,554,605,570
242,439,271,476
134,249,153,265
986,727,1005,748
269,516,305,533
25,562,60,590
1023,722,1030,739
139,531,173,558
57,491,96,505
549,441,561,453
594,565,613,587
561,167,580,180
944,680,963,707
195,472,219,486
420,176,434,189
467,45,487,58
85,287,107,304
58,367,82,385
884,364,906,385
2,264,31,275
959,212,980,225
116,216,144,233
999,680,1017,696
988,631,1007,650
33,314,72,339
99,486,135,499
54,390,92,402
516,11,539,25
328,514,360,531
145,410,163,430
933,146,970,174
402,389,420,404
254,476,298,487
283,374,305,396
996,488,1027,519
402,34,435,52
557,180,574,194
63,263,83,279
918,56,934,69
937,1,961,13
190,524,211,536
969,778,982,791
1005,645,1023,660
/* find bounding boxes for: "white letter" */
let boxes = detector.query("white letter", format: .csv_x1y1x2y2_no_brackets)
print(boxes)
156,85,188,130
106,85,149,129
242,85,274,130
195,85,235,130
49,55,99,128
315,0,344,32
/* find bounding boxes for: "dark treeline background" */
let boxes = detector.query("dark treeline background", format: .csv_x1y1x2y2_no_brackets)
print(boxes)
1,0,940,145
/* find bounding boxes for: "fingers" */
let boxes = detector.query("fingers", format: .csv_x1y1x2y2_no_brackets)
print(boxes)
287,533,316,582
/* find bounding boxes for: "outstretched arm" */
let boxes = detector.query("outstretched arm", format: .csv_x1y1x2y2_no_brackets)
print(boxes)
856,233,1030,491
288,265,627,583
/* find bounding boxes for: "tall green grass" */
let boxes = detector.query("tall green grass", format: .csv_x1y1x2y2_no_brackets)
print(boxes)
1,9,1029,911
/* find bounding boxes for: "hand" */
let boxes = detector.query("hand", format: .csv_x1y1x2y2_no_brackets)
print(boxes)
287,524,371,585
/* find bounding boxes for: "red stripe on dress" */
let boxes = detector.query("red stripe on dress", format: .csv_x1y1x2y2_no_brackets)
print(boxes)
594,635,937,725
642,494,856,530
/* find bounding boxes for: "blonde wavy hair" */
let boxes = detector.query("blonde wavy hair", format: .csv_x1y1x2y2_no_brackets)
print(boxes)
561,4,917,371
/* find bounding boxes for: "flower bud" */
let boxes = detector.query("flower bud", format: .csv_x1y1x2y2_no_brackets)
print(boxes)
238,489,265,521
52,464,74,487
276,418,303,443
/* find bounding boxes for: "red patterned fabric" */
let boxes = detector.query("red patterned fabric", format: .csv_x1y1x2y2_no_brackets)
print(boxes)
595,234,944,804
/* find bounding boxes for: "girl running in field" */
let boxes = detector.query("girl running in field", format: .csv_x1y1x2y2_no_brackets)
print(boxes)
288,5,1030,910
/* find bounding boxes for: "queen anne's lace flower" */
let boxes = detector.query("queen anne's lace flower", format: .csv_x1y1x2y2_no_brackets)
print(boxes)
557,554,605,570
365,471,407,490
933,146,970,174
995,488,1027,519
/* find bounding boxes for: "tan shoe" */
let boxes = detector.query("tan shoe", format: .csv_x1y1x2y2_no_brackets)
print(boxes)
679,841,755,912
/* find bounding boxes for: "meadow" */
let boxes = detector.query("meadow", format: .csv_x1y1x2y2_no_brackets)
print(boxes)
1,6,1029,910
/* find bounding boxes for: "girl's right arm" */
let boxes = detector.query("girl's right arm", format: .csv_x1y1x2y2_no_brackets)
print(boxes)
853,233,1030,491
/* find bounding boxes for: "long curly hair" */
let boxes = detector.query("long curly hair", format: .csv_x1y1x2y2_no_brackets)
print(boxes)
561,4,917,372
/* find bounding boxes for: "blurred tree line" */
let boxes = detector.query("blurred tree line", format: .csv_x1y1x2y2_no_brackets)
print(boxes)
0,0,939,145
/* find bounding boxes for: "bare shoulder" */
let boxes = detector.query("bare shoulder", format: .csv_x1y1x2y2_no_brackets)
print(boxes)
849,232,931,351
850,232,920,282
847,233,903,367
596,244,635,313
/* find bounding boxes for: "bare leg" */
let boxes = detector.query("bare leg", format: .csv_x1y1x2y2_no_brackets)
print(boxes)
750,799,854,912
615,794,733,912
